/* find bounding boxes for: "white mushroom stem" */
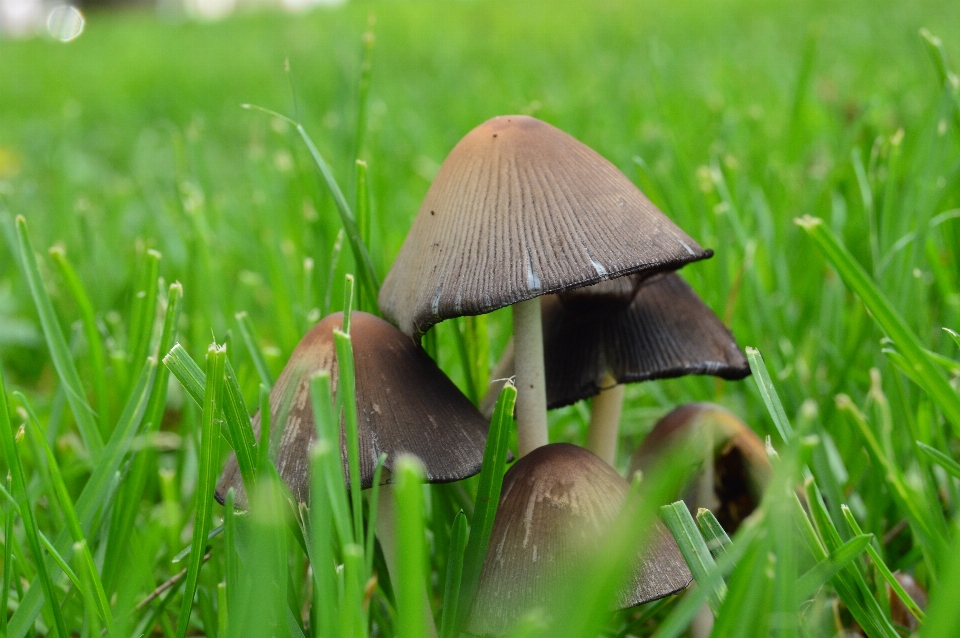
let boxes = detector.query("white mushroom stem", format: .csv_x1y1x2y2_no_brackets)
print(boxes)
584,375,625,465
513,298,549,457
375,486,438,638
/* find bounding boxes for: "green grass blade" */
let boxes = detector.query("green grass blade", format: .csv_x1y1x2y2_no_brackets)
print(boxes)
796,534,873,600
440,512,468,638
6,356,157,638
341,543,367,638
457,381,516,631
365,453,387,577
796,216,960,433
333,328,364,547
175,344,225,638
945,327,959,349
0,481,82,591
128,249,161,384
695,508,732,560
235,311,274,389
2,476,12,636
745,347,794,442
662,501,725,614
395,456,427,638
15,215,103,456
0,362,69,638
310,371,353,546
48,245,111,433
223,356,259,488
22,395,113,630
841,505,926,623
919,28,960,133
258,384,271,474
309,442,339,638
920,524,960,637
917,441,960,479
163,343,205,404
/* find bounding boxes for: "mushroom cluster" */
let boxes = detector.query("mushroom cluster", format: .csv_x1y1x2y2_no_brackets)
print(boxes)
219,114,755,635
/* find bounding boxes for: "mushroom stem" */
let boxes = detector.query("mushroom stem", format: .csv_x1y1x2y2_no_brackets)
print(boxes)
513,298,549,456
584,375,625,465
375,486,438,638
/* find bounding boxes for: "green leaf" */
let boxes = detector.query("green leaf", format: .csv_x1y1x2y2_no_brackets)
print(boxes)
662,501,725,614
457,381,516,631
796,216,960,434
917,441,960,479
333,327,364,548
15,215,103,456
175,344,225,638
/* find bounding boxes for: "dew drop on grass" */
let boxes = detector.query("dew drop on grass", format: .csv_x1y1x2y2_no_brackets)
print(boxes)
47,5,84,42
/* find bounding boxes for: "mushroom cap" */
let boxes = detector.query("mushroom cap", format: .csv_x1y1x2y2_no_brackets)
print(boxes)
544,272,749,408
216,311,490,509
379,115,712,338
466,443,692,636
479,273,749,415
629,403,770,532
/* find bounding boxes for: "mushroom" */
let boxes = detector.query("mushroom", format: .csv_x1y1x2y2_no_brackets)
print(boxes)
379,115,711,457
216,310,491,509
480,272,749,465
465,443,692,636
628,403,770,533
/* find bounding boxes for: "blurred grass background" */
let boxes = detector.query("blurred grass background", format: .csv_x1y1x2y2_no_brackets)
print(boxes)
1,0,959,634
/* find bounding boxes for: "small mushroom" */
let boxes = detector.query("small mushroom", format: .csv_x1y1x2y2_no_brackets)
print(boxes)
466,443,692,636
379,115,711,457
480,272,749,464
216,311,490,509
628,403,770,533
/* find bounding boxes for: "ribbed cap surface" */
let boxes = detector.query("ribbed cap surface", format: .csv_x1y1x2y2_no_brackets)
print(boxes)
543,272,749,407
629,403,771,533
379,115,712,338
466,443,691,635
216,312,489,508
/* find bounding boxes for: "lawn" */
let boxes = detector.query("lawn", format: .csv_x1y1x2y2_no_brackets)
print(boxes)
1,0,959,635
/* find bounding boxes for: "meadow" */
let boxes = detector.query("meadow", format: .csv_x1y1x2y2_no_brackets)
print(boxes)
1,0,959,635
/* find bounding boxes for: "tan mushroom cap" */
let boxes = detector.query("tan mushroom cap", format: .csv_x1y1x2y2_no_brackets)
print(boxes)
480,273,750,415
216,311,490,509
466,443,692,636
629,403,771,533
379,115,712,338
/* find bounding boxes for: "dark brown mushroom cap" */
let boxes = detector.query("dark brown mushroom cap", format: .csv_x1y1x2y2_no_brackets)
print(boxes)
216,311,490,509
629,403,770,533
466,443,692,636
479,273,749,416
378,115,712,338
543,272,749,408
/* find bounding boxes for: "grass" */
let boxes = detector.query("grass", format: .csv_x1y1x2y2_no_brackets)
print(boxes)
1,0,959,635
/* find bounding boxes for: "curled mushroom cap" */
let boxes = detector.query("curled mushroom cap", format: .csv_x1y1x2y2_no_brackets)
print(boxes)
216,311,490,509
466,443,692,636
379,115,712,339
629,403,770,533
481,272,749,414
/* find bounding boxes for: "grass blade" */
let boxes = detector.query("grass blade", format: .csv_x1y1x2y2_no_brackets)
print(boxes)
6,356,157,638
333,325,363,547
662,501,725,614
0,362,69,638
15,215,103,456
457,381,516,631
48,245,111,433
236,311,274,389
175,344,225,638
440,512,468,638
695,508,732,560
796,534,873,600
745,347,794,442
395,455,427,638
841,505,926,623
796,216,960,433
128,249,161,385
917,441,960,479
